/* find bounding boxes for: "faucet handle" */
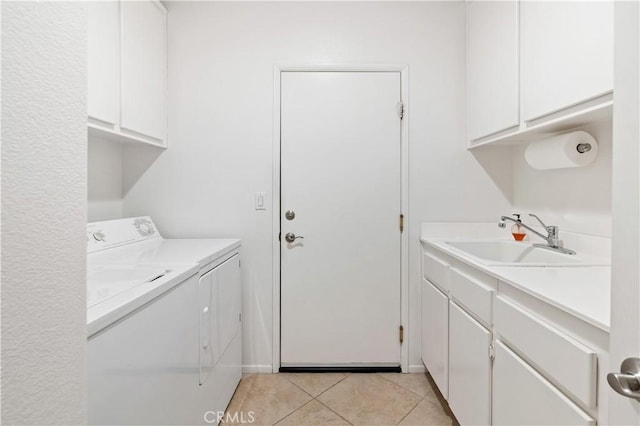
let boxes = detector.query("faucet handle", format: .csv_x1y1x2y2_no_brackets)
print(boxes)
528,213,548,229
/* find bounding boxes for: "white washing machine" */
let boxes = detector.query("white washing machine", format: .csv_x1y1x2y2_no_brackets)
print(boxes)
87,216,242,425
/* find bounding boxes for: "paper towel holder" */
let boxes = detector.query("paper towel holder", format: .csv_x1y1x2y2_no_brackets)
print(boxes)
525,130,598,170
577,143,592,154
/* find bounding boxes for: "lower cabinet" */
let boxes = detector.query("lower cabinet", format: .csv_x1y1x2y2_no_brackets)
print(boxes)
493,341,595,426
421,278,449,398
449,302,492,426
420,242,603,425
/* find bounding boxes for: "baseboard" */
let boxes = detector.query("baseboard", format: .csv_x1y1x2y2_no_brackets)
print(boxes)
408,364,426,373
243,364,425,374
280,366,401,373
242,365,274,374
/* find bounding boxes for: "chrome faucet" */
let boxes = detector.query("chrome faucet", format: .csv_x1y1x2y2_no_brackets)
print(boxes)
498,214,576,255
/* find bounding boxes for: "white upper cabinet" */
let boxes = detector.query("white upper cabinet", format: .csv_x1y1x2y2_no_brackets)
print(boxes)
466,0,614,148
87,0,167,148
520,1,613,122
87,1,119,126
120,1,167,143
467,0,519,141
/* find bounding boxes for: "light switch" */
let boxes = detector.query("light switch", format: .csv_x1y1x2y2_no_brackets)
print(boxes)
255,192,266,210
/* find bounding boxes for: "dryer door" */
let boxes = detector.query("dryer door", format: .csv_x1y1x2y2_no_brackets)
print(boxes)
217,254,241,356
198,268,218,385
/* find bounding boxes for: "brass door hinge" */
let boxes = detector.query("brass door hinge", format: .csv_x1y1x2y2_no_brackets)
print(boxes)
399,325,404,344
400,214,404,233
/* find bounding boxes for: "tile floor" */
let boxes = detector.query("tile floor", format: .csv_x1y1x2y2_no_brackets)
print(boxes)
224,373,456,425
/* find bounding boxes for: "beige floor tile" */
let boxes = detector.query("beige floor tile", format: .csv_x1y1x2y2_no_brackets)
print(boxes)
398,398,453,426
317,374,421,425
423,373,449,407
225,374,312,425
276,400,351,426
281,373,349,397
377,373,432,399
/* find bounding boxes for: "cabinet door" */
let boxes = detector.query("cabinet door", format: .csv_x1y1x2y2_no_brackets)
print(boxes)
493,341,595,426
448,302,492,426
421,279,449,399
521,1,613,121
87,1,119,126
120,0,167,142
467,0,519,141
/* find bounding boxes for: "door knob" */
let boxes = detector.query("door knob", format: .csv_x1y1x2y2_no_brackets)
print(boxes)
608,358,640,400
285,233,304,243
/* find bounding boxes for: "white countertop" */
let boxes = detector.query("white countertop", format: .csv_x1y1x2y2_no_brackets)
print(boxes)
421,237,611,332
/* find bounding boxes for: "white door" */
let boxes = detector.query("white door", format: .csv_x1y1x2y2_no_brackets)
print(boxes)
421,279,449,397
280,71,402,367
608,2,640,424
448,302,492,426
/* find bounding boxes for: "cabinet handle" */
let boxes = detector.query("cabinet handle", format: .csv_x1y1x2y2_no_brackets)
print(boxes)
202,306,210,350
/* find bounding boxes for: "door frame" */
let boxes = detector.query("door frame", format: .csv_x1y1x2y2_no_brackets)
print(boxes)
271,64,410,373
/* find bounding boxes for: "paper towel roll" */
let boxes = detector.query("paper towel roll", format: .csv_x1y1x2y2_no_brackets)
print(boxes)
524,131,598,170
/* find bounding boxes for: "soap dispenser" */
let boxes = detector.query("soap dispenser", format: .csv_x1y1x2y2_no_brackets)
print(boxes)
511,214,527,241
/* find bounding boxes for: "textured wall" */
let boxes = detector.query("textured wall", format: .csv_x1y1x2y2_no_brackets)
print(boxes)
2,2,87,423
123,1,512,372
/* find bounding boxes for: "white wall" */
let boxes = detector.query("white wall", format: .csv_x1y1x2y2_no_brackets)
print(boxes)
1,2,87,423
511,120,613,238
122,1,512,372
88,137,124,222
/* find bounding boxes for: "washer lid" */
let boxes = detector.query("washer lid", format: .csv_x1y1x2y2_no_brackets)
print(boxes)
86,262,199,337
87,264,171,307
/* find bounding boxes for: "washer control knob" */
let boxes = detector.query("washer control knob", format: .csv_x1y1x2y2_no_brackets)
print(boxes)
134,217,155,237
93,231,106,242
